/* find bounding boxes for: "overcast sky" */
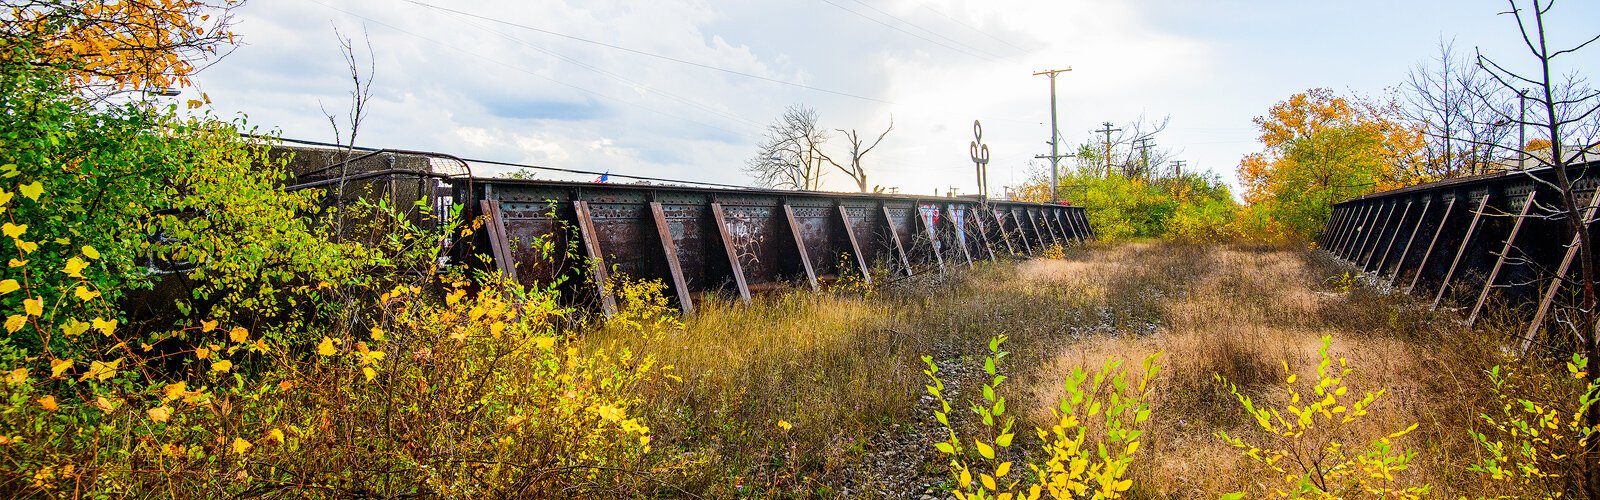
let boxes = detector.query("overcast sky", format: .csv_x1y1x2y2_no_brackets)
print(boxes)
186,0,1600,198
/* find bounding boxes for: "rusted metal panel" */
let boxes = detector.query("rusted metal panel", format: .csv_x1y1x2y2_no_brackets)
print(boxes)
573,200,618,315
837,205,871,284
455,178,1090,308
1433,194,1492,309
709,202,753,304
1386,198,1431,286
881,205,913,276
1360,201,1397,270
649,202,695,316
1372,200,1414,275
1469,192,1536,327
479,200,518,281
782,204,821,291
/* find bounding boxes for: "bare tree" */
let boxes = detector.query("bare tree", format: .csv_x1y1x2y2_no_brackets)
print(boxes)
820,116,894,193
315,26,375,243
1404,38,1516,178
746,105,829,191
1093,115,1173,180
1474,1,1600,494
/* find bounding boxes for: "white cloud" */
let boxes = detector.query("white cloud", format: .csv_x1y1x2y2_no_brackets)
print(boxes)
187,0,1600,199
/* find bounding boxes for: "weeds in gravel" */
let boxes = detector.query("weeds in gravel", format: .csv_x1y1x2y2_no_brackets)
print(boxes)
923,333,1161,500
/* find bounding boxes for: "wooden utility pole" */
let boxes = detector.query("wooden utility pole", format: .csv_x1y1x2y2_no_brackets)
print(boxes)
1095,122,1122,176
1033,67,1072,202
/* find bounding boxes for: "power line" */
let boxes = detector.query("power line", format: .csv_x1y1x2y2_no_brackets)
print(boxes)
843,0,1001,59
306,0,751,139
918,5,1029,53
400,0,895,104
818,0,990,61
435,9,765,130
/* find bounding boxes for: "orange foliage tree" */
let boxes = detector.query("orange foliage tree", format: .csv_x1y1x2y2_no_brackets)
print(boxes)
1,0,239,95
1236,89,1426,241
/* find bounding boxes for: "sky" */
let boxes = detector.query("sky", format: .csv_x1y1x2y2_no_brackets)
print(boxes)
184,0,1600,199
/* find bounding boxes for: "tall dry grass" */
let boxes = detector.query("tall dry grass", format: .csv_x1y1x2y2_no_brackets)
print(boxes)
1017,243,1510,497
583,240,1561,497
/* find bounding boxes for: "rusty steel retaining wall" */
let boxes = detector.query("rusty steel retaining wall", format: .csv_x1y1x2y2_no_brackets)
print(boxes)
452,178,1094,315
1319,160,1600,350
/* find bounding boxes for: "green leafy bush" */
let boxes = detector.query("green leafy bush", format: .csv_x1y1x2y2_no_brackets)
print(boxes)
1216,334,1429,497
923,335,1161,499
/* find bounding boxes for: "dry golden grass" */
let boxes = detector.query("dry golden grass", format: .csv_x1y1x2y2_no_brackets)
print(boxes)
585,241,1547,497
1016,243,1507,497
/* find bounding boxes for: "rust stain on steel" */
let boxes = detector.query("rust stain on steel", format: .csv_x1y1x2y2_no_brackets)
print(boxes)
649,202,694,316
573,200,618,315
455,178,1090,312
837,205,872,284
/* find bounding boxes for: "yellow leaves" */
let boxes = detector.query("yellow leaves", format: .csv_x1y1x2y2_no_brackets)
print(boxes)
9,259,25,268
162,381,187,402
201,319,218,332
81,245,99,260
0,191,11,211
535,336,556,350
231,437,252,455
147,406,172,423
777,419,792,431
92,317,116,336
1,223,24,239
995,461,1012,479
445,288,466,306
63,257,89,278
60,318,89,337
81,358,121,382
5,314,26,333
317,337,337,356
195,346,210,360
0,279,18,295
94,396,117,413
264,428,285,445
73,286,100,302
229,327,249,343
211,359,232,373
596,404,624,423
981,473,997,491
362,367,376,382
23,297,42,316
14,181,37,201
37,395,57,412
50,359,71,378
975,439,996,459
6,368,26,384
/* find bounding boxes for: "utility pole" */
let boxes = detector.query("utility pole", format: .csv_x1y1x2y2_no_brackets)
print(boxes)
1033,67,1072,202
1169,160,1187,196
1134,137,1153,179
1094,122,1122,177
1518,88,1529,171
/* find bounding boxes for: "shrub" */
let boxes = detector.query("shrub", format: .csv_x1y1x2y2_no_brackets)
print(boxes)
1467,353,1599,496
923,335,1161,499
1216,334,1429,497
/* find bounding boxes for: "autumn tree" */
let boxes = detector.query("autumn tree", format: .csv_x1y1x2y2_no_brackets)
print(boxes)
1237,88,1426,240
1,0,239,97
746,105,829,191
